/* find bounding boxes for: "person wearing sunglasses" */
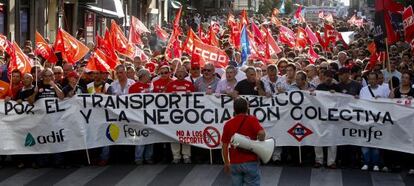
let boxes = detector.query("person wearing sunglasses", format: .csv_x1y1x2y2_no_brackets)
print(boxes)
194,63,220,94
153,65,174,93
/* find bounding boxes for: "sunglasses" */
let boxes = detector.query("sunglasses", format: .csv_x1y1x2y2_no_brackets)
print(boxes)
54,72,63,75
43,74,53,77
202,69,213,72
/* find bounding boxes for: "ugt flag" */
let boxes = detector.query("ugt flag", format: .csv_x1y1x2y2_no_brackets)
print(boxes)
240,25,250,65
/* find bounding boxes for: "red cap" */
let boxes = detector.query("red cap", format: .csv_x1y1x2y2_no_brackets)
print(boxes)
145,62,158,74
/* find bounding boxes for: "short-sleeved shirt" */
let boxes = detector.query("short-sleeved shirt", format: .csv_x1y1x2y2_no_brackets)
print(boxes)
338,80,362,96
194,76,220,92
110,79,135,95
17,86,35,101
129,82,151,94
221,114,264,164
165,79,195,93
215,79,238,94
234,79,265,95
36,82,61,100
316,83,341,92
152,78,173,93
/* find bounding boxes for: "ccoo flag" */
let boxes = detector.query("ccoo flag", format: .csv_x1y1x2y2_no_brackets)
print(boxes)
240,25,250,65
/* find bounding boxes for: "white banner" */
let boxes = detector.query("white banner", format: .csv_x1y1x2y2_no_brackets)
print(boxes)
1,91,414,155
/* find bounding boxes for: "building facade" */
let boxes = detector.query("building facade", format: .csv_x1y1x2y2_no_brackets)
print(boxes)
0,0,169,47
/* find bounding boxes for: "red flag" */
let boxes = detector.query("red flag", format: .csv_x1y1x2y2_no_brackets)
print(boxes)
279,25,295,47
96,35,119,64
8,42,32,74
0,34,13,55
135,46,149,62
86,49,112,72
305,25,319,45
129,16,150,46
155,25,169,42
190,51,206,68
376,0,404,13
192,39,228,68
130,16,150,34
336,32,349,49
182,28,201,54
295,27,307,49
240,9,249,26
173,7,182,29
165,29,182,60
324,23,337,45
403,6,414,42
207,26,220,47
247,30,261,59
228,21,241,49
316,31,329,51
384,11,398,44
368,42,377,54
251,21,265,44
54,28,89,64
294,5,306,23
35,31,57,63
264,29,282,58
110,20,136,59
308,45,319,64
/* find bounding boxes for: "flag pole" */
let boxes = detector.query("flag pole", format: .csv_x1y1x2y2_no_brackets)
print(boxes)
385,37,393,89
71,65,90,165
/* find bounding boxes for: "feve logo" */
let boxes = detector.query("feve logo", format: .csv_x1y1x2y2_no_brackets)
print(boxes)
106,123,120,142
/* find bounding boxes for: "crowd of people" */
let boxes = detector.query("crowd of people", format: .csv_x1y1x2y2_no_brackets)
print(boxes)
0,11,413,174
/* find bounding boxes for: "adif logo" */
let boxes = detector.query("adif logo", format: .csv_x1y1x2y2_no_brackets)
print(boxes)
24,129,65,147
25,133,36,147
106,123,120,142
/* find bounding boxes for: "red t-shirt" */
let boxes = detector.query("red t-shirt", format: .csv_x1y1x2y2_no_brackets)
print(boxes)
221,114,264,164
165,79,195,93
129,82,151,93
152,78,172,93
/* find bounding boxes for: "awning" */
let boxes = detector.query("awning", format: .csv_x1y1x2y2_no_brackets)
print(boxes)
80,0,124,18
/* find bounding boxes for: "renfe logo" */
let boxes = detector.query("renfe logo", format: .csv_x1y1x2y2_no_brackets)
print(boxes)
106,123,120,142
24,129,65,147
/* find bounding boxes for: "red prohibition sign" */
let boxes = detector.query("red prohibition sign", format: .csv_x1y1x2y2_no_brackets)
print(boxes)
203,126,221,148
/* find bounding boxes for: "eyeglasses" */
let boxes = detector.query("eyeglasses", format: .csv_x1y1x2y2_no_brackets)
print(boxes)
54,72,63,75
202,69,213,72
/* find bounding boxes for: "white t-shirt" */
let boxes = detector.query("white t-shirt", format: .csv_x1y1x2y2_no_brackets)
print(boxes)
359,84,390,100
110,79,135,95
215,79,238,94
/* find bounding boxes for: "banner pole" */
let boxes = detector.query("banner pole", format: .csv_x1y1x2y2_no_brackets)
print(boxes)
210,149,213,165
385,37,393,89
298,146,302,164
35,65,38,88
83,135,91,165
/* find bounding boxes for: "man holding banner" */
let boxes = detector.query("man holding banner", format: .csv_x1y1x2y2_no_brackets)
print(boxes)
222,97,265,186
